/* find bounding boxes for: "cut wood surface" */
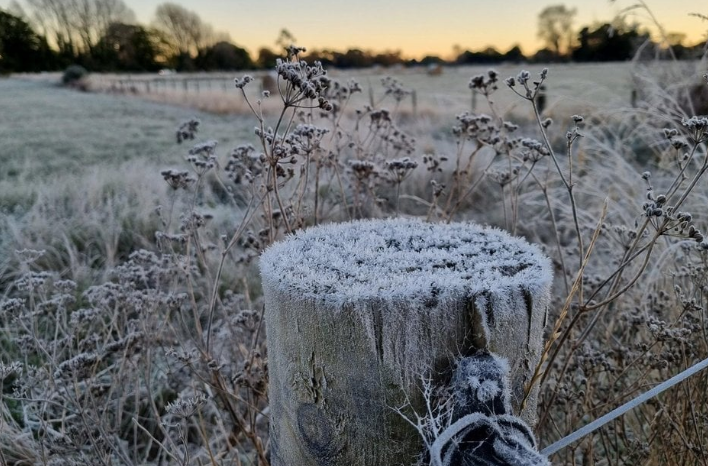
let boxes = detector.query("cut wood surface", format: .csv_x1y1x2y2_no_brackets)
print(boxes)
260,219,552,465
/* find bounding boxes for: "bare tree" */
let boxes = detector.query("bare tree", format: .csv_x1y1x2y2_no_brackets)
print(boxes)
275,28,296,51
70,0,135,54
537,4,577,57
24,0,76,56
152,2,216,57
7,1,28,19
19,0,134,56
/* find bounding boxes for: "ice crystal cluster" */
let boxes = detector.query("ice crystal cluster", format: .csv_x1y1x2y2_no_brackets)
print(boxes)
261,218,551,309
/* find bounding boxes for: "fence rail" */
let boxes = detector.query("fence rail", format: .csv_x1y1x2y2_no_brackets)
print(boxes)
89,72,420,116
93,74,247,95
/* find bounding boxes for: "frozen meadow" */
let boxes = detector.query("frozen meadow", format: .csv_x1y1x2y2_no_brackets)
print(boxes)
1,57,708,464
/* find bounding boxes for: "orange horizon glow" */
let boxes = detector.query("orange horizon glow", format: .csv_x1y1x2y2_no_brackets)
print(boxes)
230,0,708,59
181,0,708,60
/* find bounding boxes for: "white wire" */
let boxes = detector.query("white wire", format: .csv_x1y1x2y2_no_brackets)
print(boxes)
541,356,708,456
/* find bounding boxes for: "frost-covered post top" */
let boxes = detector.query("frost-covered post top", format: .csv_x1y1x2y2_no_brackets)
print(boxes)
260,218,552,310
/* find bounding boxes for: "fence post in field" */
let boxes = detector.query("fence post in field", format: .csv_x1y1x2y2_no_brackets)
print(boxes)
537,85,547,115
411,89,418,117
260,219,552,466
262,73,278,94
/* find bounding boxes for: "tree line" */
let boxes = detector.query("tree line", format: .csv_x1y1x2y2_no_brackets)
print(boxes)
1,1,706,75
0,0,256,73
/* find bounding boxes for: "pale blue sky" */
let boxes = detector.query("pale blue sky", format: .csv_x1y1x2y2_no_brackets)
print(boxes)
3,0,706,58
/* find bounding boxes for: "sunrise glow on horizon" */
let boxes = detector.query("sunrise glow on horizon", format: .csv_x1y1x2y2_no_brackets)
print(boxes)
2,0,706,59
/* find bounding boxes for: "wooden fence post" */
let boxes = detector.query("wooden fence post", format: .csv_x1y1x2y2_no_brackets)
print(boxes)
537,85,547,115
411,90,417,118
260,219,552,465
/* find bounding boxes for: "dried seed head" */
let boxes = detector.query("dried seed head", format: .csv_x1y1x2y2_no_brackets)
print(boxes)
234,75,253,89
176,118,199,144
166,393,208,418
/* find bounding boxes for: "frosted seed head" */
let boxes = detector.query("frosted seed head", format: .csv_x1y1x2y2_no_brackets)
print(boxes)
15,249,46,264
176,118,199,144
517,70,530,86
234,75,253,89
165,393,208,418
0,361,22,379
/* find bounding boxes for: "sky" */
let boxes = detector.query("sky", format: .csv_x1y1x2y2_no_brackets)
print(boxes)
2,0,707,59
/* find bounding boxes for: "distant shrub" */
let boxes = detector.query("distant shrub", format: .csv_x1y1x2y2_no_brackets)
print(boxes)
61,64,88,87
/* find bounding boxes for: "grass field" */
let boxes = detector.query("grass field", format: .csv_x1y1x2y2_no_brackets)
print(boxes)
86,62,641,117
0,78,258,182
1,57,708,465
0,78,259,281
